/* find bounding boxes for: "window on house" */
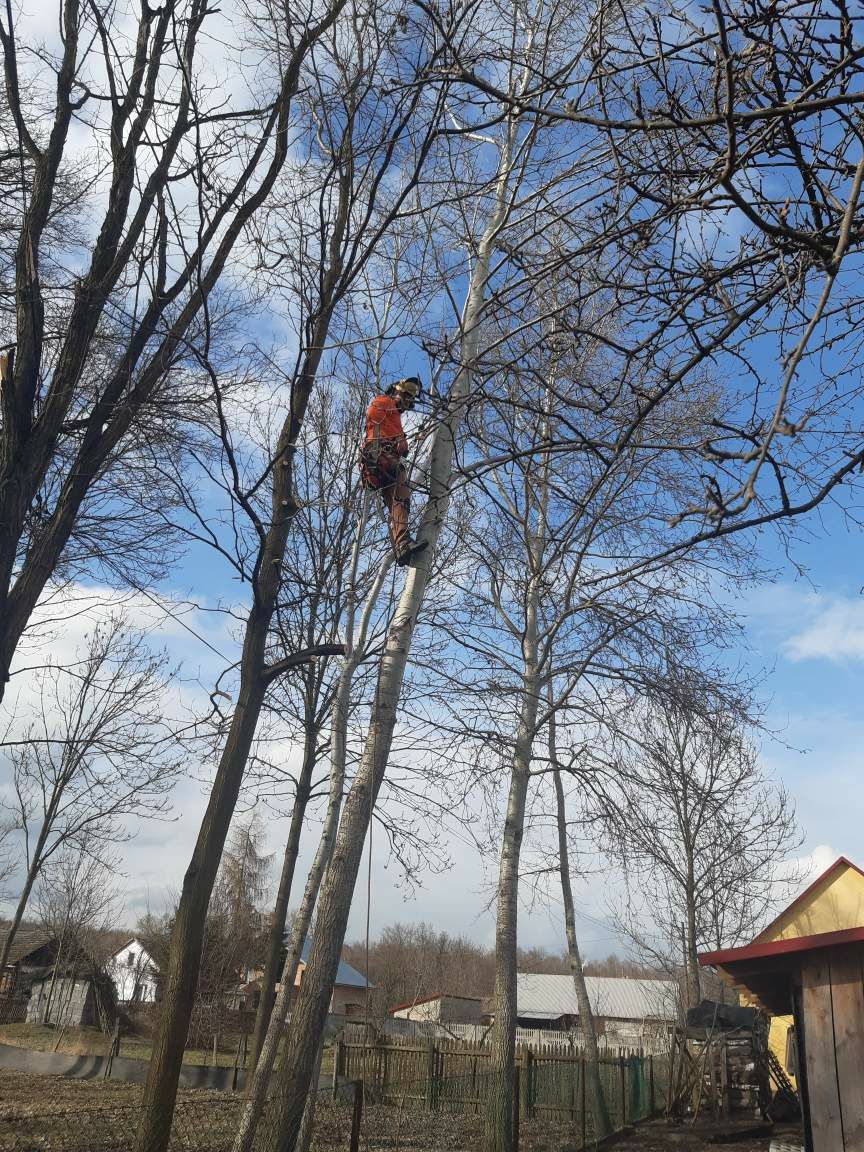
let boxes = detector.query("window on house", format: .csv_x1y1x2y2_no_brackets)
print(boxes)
128,952,134,967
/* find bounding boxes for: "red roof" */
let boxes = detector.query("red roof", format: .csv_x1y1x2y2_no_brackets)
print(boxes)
752,855,864,944
700,924,864,968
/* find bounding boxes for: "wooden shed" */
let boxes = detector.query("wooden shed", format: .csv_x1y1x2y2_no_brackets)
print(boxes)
701,923,864,1151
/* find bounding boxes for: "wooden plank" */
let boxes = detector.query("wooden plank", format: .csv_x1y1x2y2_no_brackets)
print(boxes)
801,958,844,1152
830,950,864,1152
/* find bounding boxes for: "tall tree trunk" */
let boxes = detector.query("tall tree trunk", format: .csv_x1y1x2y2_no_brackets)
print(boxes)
248,744,314,1071
135,55,355,1139
487,711,535,1152
258,132,519,1152
487,577,541,1152
685,862,701,1009
0,805,54,974
231,554,392,1152
552,762,611,1138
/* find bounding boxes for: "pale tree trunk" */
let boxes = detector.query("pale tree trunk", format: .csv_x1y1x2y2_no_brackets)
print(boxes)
487,330,555,1152
685,860,701,1009
258,128,521,1152
231,551,392,1152
296,1037,326,1152
248,735,315,1071
487,497,545,1152
487,685,538,1152
552,759,611,1138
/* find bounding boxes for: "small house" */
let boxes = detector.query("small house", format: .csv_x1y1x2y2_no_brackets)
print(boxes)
390,993,484,1025
25,966,116,1029
0,927,57,999
700,854,864,1152
512,973,678,1047
239,940,370,1018
107,937,159,1004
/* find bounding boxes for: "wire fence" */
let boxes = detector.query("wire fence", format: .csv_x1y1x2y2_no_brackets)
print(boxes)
0,1045,669,1151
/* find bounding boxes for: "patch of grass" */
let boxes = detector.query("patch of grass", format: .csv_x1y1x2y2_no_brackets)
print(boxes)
0,1023,246,1068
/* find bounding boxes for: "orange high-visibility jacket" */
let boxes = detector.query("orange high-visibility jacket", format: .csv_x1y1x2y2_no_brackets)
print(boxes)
364,395,408,455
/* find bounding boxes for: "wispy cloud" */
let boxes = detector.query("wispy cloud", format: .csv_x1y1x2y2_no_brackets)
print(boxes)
782,596,864,663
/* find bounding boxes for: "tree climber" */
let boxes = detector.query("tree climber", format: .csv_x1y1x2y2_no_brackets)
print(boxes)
359,376,429,566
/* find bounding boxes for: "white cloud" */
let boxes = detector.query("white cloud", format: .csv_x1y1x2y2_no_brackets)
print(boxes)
781,596,864,663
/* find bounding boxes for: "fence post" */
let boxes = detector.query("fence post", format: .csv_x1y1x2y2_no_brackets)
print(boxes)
333,1038,345,1099
579,1056,586,1147
425,1040,438,1111
349,1079,363,1152
524,1048,534,1120
619,1056,626,1127
513,1063,520,1152
649,1054,655,1116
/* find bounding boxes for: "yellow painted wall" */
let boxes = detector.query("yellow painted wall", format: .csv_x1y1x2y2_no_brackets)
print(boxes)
754,859,864,1089
768,1014,795,1088
755,861,864,943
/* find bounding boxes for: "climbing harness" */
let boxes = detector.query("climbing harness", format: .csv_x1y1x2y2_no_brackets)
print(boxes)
359,379,428,567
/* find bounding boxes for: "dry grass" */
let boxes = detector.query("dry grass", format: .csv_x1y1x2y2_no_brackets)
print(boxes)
0,1023,243,1068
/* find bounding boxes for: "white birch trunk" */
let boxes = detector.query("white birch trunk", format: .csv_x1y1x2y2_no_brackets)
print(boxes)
552,761,611,1138
486,501,545,1152
258,129,520,1152
230,548,392,1152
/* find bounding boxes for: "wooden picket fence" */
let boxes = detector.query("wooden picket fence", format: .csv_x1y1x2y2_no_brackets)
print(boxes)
335,1037,669,1137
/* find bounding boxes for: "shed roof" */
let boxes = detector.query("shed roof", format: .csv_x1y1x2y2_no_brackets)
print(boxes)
0,927,54,967
516,974,677,1022
753,855,864,944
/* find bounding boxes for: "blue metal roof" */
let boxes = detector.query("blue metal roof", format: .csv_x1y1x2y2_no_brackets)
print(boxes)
299,939,370,988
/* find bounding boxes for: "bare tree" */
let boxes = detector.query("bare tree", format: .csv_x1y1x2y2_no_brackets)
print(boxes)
32,844,120,1034
0,613,181,976
134,3,453,1142
0,0,376,698
257,14,570,1148
597,678,802,1008
443,0,864,549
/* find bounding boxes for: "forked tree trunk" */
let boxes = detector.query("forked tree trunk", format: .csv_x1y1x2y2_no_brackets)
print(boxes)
231,555,392,1152
552,765,611,1138
257,131,519,1152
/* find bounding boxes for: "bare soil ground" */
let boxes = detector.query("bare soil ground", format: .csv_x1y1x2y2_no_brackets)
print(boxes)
608,1119,802,1151
0,1070,803,1152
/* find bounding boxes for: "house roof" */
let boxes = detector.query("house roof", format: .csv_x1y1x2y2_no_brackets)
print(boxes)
752,855,864,944
389,992,483,1014
516,974,678,1022
108,937,158,966
0,927,55,967
297,940,369,989
700,924,864,969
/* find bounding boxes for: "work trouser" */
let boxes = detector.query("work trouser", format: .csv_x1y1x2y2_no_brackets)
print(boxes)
360,448,411,554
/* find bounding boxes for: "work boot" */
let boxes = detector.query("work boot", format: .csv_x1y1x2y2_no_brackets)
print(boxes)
395,538,428,567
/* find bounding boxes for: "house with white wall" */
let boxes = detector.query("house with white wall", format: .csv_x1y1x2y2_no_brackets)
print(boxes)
107,938,159,1004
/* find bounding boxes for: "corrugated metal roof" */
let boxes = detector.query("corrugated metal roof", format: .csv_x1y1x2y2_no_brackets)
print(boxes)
299,939,370,989
516,974,677,1022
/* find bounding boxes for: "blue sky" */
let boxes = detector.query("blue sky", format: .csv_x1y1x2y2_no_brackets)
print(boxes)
58,481,858,962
